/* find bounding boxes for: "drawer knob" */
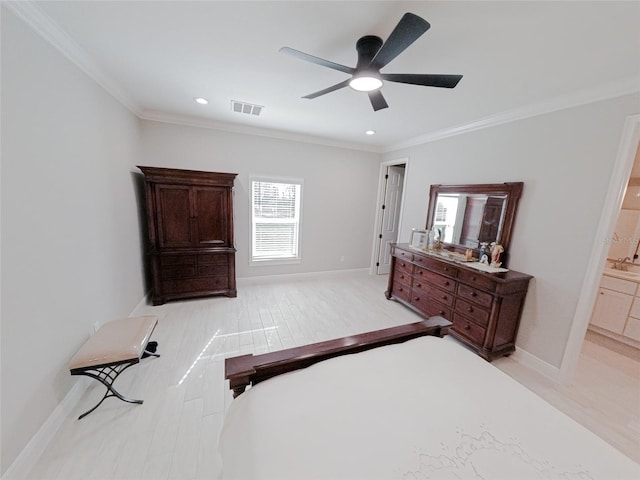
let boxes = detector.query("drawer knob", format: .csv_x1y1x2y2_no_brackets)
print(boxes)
416,283,421,288
464,324,471,330
439,310,445,315
415,297,420,302
467,307,474,312
444,281,450,286
471,292,477,297
441,295,448,300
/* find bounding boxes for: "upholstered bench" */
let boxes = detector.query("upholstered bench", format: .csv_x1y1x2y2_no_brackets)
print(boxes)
69,315,160,419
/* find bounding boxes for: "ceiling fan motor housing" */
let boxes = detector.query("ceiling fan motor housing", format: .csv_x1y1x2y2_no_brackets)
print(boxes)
355,36,383,69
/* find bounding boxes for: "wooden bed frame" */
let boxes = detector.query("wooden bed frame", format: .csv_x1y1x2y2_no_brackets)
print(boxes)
225,316,452,397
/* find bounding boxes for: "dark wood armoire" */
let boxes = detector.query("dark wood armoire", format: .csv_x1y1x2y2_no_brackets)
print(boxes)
138,166,237,305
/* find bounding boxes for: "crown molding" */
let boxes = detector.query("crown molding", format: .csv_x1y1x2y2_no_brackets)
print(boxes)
6,0,638,156
4,0,141,115
138,109,384,154
384,75,640,153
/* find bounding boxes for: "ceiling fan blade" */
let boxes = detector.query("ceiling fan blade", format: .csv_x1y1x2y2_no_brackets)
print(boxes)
368,90,388,111
382,73,463,88
280,47,355,75
369,13,430,70
303,79,351,99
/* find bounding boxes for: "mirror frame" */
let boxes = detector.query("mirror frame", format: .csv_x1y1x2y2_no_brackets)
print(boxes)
425,182,524,260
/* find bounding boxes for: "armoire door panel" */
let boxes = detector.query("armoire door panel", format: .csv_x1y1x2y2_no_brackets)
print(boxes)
194,187,229,246
156,185,193,248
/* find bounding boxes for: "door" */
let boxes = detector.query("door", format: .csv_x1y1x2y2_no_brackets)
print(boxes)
376,165,405,274
194,187,229,246
156,185,193,248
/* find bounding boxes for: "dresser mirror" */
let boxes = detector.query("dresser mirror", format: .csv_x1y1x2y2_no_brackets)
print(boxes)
425,182,523,259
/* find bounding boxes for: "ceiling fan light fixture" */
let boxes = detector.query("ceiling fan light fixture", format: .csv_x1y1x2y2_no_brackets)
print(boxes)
349,75,382,92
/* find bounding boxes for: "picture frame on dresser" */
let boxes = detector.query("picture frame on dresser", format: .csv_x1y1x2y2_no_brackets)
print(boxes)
386,182,532,361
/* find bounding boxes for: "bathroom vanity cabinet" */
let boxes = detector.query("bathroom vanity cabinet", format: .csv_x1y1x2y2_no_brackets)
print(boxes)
590,271,640,347
386,244,533,361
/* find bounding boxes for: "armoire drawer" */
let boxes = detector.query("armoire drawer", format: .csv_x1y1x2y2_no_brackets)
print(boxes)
163,275,229,295
198,254,229,265
161,265,197,279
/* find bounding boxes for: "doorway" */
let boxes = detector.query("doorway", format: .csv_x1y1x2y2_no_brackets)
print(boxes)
372,159,407,275
560,114,640,383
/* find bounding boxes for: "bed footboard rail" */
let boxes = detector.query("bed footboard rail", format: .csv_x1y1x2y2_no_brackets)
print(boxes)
225,316,452,398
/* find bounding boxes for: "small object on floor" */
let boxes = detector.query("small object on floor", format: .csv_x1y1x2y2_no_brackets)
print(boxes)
142,341,159,358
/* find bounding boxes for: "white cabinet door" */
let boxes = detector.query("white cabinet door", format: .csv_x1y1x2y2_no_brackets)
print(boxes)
590,288,633,334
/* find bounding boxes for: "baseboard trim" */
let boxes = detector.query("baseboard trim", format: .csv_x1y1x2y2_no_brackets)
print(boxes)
129,290,151,316
1,378,91,480
1,296,152,479
511,345,562,383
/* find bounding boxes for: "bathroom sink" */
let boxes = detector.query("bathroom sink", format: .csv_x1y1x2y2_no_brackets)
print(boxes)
604,268,640,280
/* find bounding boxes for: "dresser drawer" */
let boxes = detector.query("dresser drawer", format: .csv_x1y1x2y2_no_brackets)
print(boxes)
410,294,452,319
412,281,454,306
457,284,493,309
391,280,412,302
458,269,497,292
454,298,490,327
414,267,456,292
393,266,413,287
393,247,414,263
414,255,459,277
452,313,487,345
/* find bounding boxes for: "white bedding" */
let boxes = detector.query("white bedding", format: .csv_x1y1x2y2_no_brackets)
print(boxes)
220,336,639,479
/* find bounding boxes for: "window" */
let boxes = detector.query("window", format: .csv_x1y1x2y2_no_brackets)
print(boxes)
251,178,302,264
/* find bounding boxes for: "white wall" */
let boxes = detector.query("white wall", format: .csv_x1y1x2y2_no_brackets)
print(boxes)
139,121,381,277
384,93,640,368
1,8,146,472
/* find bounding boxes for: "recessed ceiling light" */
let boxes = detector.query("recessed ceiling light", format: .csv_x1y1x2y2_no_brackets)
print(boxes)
365,130,376,135
194,97,208,105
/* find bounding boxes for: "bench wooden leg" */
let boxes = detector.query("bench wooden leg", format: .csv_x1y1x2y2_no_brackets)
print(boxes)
73,361,143,420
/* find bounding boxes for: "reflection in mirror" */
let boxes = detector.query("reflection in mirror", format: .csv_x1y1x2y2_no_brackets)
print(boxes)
426,182,523,262
433,193,507,248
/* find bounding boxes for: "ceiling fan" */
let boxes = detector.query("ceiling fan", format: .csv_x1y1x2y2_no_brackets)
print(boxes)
280,12,463,111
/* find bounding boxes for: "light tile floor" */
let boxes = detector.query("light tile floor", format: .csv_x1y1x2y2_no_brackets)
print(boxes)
22,270,640,479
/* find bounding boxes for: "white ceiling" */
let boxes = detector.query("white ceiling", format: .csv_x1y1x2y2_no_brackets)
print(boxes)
22,1,640,151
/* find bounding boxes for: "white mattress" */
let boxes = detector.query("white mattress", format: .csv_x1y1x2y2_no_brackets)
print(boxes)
220,336,639,479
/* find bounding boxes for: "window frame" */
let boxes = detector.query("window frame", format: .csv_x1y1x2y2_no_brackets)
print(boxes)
249,175,303,266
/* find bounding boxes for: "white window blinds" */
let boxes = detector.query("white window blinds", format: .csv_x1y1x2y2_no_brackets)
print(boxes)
251,179,302,263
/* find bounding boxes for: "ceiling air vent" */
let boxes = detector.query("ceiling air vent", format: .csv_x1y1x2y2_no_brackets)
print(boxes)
231,100,263,116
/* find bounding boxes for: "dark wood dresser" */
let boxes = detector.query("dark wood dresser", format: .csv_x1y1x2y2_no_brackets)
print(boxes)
386,243,532,360
138,166,237,305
